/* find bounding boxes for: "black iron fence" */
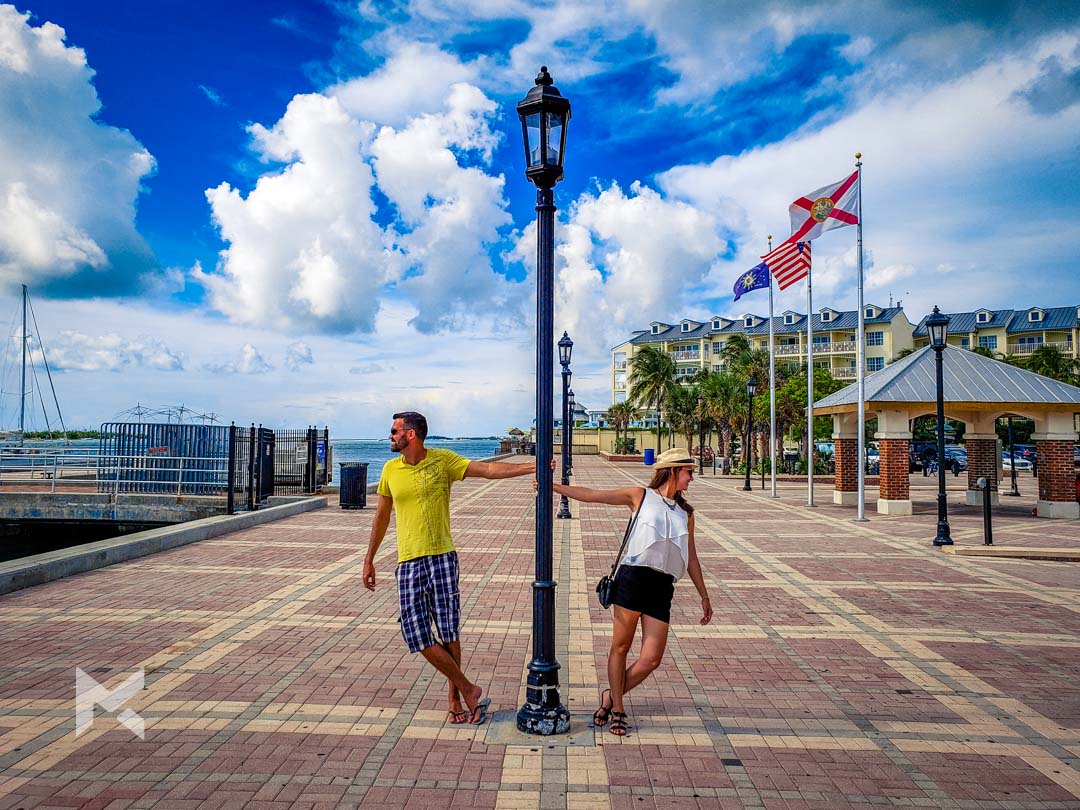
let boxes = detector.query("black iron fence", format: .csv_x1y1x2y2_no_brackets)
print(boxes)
98,422,330,512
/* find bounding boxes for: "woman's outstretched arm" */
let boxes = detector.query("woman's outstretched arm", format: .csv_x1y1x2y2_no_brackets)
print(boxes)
549,482,641,509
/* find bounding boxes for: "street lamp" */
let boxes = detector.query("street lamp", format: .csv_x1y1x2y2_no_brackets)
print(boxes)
697,394,705,476
927,306,953,547
557,332,573,520
742,377,757,492
1005,416,1020,496
567,387,576,487
516,66,571,736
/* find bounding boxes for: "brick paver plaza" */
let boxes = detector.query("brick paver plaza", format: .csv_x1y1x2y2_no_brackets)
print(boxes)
1,456,1079,809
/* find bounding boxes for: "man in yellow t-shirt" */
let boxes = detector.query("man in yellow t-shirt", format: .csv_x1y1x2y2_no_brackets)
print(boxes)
363,411,535,725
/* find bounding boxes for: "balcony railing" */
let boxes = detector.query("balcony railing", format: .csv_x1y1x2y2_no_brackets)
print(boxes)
613,383,626,391
776,344,801,355
671,351,701,362
1007,341,1074,356
614,361,627,370
833,367,857,379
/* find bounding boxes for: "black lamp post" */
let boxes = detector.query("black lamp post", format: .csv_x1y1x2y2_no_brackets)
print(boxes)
567,387,576,485
516,66,571,736
742,377,757,492
1006,416,1020,496
557,332,573,520
927,306,953,547
697,394,705,476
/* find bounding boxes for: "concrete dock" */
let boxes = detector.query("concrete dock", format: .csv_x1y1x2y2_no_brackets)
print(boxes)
1,456,1078,808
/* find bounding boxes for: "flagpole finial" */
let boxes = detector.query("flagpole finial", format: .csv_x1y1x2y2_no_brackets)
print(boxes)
855,152,861,159
767,234,772,239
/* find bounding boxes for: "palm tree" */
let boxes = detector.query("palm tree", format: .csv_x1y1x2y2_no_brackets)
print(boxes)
891,347,917,362
628,345,677,453
700,370,744,474
665,384,700,454
605,401,638,453
1025,344,1078,384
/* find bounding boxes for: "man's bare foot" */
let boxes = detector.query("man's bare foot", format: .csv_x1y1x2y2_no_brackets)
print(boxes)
461,683,483,713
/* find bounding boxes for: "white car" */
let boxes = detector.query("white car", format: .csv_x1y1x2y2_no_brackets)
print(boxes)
1002,454,1032,471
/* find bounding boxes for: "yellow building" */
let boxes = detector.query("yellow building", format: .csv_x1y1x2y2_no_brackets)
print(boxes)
611,305,915,405
911,306,1079,357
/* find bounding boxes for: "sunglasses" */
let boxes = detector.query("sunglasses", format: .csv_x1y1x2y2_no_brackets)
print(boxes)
389,427,414,436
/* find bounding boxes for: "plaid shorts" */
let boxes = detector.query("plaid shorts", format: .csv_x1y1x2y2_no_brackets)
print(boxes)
395,551,461,654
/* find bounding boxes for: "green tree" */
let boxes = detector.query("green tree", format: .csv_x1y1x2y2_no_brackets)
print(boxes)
1025,344,1078,384
699,369,745,473
628,345,677,453
664,384,700,454
605,401,638,454
775,368,847,458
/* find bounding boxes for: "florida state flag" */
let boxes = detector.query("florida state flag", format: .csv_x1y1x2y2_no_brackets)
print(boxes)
786,170,859,244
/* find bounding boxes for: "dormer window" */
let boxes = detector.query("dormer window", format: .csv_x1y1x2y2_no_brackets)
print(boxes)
681,322,690,332
712,319,720,330
784,314,795,325
821,311,831,322
865,307,876,319
1028,309,1044,323
744,316,754,327
976,310,991,324
651,325,659,335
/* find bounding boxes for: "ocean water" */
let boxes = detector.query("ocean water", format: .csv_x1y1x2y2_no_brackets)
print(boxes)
330,438,503,485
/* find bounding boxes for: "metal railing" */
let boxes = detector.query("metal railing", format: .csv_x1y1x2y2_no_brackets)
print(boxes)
614,361,627,370
777,344,801,355
671,351,701,362
833,367,857,378
0,450,227,495
1007,341,1073,356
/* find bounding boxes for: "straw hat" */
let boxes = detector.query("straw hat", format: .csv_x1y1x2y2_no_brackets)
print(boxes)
654,447,695,469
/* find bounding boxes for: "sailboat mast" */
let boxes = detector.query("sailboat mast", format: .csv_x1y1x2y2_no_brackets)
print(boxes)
19,284,26,433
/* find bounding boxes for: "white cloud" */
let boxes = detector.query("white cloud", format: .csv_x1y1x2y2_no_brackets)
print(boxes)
285,340,313,370
200,92,393,333
198,84,224,106
329,41,477,127
46,331,184,372
0,5,156,294
204,343,273,375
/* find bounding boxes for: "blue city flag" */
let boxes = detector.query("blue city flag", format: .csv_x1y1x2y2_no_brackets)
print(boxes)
732,262,770,302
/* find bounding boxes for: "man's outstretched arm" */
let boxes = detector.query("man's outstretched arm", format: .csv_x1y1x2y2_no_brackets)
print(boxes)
363,494,393,591
464,460,536,480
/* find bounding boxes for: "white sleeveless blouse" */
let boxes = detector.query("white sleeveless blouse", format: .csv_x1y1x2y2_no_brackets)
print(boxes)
621,488,689,580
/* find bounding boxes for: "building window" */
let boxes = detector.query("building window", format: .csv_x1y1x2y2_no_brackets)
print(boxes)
821,311,831,322
866,331,884,346
744,316,754,327
1017,336,1042,346
813,335,829,345
976,311,990,323
712,319,720,329
784,314,795,324
978,335,997,350
1028,310,1043,322
651,325,659,334
961,338,970,347
867,357,884,372
681,323,689,332
865,307,875,318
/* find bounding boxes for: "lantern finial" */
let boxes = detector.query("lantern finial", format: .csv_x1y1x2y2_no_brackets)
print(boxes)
536,66,553,86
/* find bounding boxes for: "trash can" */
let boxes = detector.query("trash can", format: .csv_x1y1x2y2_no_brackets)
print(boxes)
339,462,368,509
528,444,536,456
644,448,655,466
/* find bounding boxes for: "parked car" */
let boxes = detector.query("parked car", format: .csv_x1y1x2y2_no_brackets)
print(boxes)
1007,443,1038,463
1002,452,1032,471
1074,446,1080,467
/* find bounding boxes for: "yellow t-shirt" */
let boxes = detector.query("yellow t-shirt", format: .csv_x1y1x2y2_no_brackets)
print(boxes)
377,448,472,563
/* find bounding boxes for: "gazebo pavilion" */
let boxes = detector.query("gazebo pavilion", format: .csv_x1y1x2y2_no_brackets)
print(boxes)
814,345,1080,519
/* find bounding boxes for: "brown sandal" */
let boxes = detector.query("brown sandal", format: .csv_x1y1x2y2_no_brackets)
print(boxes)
609,711,628,736
593,689,612,726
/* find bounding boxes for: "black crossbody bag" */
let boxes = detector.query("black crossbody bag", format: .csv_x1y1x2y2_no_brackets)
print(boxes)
595,488,644,609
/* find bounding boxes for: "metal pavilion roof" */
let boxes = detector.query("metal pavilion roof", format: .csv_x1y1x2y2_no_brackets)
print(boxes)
815,344,1080,412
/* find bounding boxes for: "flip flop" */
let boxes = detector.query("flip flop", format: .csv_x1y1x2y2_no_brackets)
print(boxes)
447,709,469,724
468,697,491,726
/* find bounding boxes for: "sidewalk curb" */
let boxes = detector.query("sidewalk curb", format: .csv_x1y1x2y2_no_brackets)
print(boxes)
0,496,327,596
941,546,1080,562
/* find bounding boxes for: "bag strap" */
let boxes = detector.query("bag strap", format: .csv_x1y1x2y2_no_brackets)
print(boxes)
608,488,646,577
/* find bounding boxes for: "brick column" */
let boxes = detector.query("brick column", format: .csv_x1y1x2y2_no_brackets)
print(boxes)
964,436,999,507
877,438,912,515
1035,439,1079,519
833,438,858,505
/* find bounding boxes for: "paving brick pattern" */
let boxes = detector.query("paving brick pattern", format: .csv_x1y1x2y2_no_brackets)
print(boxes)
1,456,1079,809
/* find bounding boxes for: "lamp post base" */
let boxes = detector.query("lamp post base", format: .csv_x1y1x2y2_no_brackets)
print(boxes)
932,521,954,546
516,701,571,736
556,495,572,519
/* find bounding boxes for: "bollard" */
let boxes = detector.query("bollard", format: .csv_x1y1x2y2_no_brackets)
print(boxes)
977,476,993,546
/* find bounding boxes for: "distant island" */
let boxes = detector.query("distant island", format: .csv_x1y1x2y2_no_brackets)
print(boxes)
428,435,499,441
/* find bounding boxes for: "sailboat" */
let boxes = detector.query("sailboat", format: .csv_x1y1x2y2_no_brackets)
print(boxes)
0,285,67,446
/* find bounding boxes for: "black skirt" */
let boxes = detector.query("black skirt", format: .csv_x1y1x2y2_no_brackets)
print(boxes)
612,564,676,623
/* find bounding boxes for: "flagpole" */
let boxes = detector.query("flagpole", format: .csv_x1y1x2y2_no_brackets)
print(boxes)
767,235,777,498
855,152,868,522
806,256,814,508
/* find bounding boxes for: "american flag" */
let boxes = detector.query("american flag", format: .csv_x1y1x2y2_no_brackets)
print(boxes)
761,240,810,291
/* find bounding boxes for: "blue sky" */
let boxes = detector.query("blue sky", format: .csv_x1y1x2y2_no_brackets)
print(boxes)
0,1,1078,436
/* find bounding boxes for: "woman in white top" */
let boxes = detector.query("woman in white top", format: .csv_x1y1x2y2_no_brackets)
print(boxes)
552,447,712,736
